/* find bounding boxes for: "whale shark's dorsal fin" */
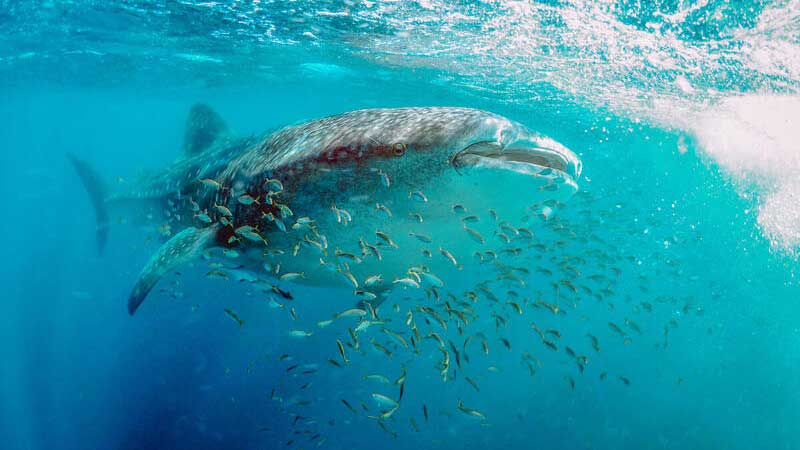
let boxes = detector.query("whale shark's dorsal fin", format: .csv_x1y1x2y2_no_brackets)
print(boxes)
128,225,218,315
183,103,230,157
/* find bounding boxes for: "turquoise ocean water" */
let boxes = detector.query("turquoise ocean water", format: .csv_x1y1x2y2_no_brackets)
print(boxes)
2,1,800,449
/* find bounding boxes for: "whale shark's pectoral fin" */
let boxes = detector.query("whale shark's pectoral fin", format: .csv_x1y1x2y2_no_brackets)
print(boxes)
128,225,218,315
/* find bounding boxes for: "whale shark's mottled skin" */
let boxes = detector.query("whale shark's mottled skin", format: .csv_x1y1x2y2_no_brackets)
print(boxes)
70,105,582,315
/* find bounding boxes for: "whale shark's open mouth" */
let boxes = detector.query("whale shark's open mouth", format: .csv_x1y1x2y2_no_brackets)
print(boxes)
451,137,582,185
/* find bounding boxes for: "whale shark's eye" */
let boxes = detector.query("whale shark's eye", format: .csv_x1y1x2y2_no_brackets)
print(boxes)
392,143,406,156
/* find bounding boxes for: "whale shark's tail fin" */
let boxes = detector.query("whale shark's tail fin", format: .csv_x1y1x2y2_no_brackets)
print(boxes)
67,153,109,255
128,225,218,315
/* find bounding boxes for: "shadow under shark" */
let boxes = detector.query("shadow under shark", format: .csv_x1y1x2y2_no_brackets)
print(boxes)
70,105,582,316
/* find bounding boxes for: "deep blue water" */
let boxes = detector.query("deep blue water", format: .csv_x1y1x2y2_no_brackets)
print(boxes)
2,2,800,450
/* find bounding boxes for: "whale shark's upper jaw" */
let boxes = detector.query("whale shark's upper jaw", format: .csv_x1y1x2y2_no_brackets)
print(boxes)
451,134,582,183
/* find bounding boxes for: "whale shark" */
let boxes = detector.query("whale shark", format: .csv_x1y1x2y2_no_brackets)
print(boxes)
69,104,582,315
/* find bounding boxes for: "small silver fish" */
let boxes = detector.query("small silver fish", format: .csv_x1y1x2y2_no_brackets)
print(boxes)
199,178,222,190
409,191,428,203
375,203,393,217
238,194,260,205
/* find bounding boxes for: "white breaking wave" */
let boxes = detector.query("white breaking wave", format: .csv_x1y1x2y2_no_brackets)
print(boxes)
690,95,800,251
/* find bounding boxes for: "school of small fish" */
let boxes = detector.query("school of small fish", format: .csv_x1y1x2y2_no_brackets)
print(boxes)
147,169,706,448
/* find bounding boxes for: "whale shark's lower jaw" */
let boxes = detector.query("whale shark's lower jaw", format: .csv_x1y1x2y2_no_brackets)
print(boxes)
451,137,582,187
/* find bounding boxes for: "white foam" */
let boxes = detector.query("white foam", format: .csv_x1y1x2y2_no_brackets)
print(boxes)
690,94,800,251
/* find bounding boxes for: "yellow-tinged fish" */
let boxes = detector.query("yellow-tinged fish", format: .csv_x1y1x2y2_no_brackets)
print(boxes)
426,331,445,349
206,269,229,280
457,399,486,420
588,333,601,352
224,309,244,327
439,348,450,380
264,178,284,193
409,190,428,203
195,212,213,224
214,204,233,217
418,271,444,287
280,272,305,281
198,178,222,190
335,308,367,320
625,318,642,334
238,194,260,205
409,212,424,223
289,330,312,338
364,301,378,320
375,203,393,217
336,339,349,365
371,393,399,408
395,367,407,385
365,243,382,260
375,230,398,248
335,248,362,263
409,232,433,243
382,328,409,348
506,301,523,314
276,203,293,218
355,290,377,301
364,274,383,286
363,374,390,384
463,225,485,244
393,277,420,289
239,230,268,245
331,204,352,225
547,329,562,339
439,247,458,267
370,339,393,357
370,405,400,421
609,322,626,336
465,376,480,392
338,269,359,289
499,222,518,235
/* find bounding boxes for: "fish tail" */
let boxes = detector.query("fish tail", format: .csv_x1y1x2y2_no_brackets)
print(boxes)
67,153,109,254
